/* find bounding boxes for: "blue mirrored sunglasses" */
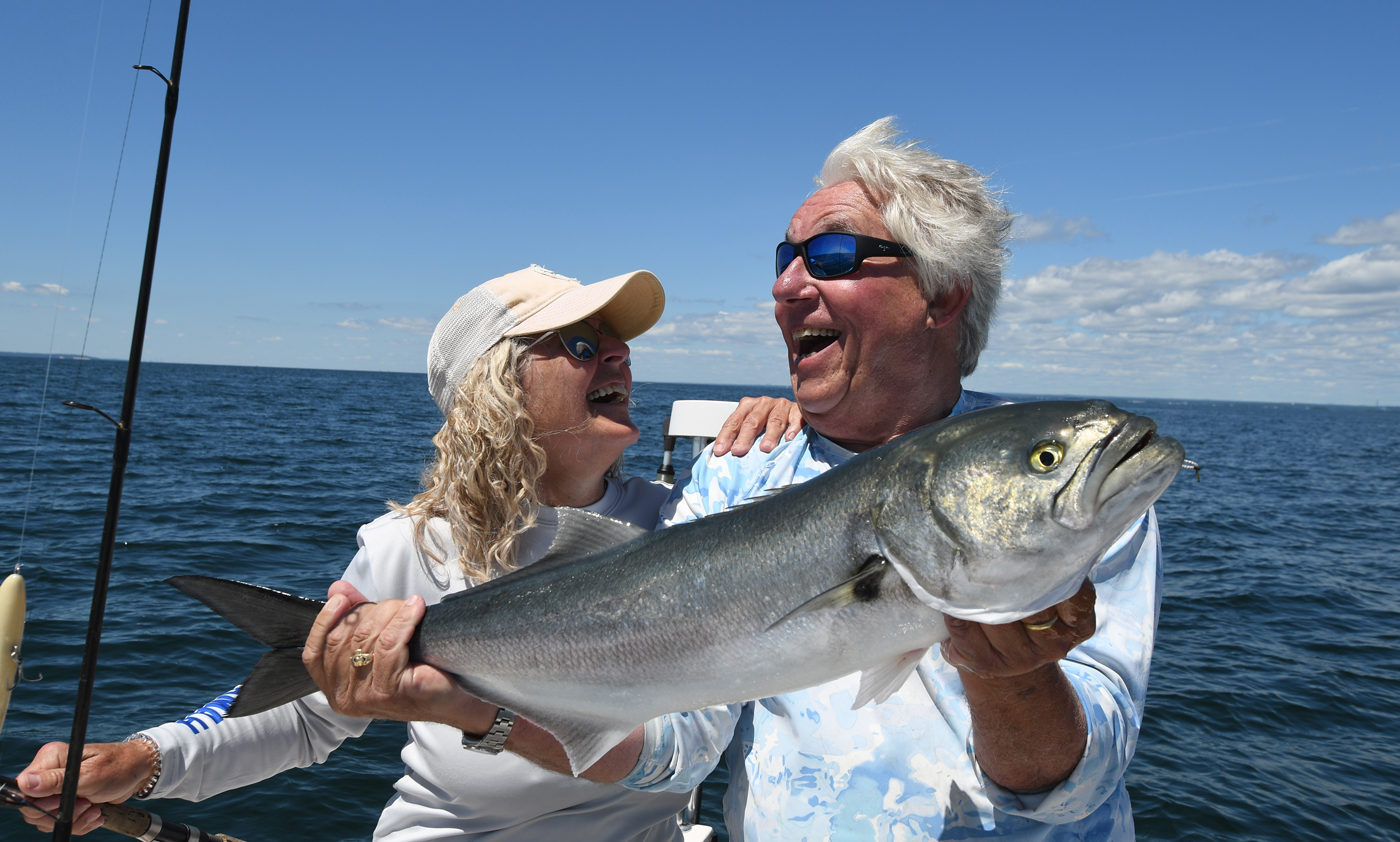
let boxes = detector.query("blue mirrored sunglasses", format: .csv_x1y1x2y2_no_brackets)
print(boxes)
528,318,619,361
775,232,915,279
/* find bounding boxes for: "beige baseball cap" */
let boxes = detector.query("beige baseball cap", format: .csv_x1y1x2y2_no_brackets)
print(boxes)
426,264,664,415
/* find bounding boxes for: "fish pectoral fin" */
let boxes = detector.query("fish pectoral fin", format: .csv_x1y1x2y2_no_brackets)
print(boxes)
228,648,320,716
523,709,641,777
766,558,889,632
535,509,649,567
853,648,928,709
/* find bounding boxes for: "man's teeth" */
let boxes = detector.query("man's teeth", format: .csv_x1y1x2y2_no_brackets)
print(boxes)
794,327,841,360
587,385,628,403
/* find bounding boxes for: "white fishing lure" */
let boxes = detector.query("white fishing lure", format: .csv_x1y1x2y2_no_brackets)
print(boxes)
0,571,25,738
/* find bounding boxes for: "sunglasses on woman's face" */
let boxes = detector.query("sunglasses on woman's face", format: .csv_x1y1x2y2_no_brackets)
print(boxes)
775,232,915,279
529,318,619,361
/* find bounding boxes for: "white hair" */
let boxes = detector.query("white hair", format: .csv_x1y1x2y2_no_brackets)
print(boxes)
817,117,1013,377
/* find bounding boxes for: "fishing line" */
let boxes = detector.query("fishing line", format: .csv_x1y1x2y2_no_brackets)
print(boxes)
75,0,156,385
17,0,156,570
14,0,109,567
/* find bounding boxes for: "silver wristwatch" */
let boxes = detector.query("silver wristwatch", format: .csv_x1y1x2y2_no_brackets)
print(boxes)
461,708,517,754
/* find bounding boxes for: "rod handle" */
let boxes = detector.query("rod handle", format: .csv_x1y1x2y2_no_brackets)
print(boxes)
100,802,153,836
98,802,250,842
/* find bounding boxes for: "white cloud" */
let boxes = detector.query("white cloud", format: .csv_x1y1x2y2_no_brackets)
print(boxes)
982,245,1400,400
155,319,168,324
3,281,71,295
631,345,737,357
337,318,371,330
1320,209,1400,245
1012,210,1106,244
1002,250,1316,327
378,317,434,334
644,306,782,348
258,336,283,342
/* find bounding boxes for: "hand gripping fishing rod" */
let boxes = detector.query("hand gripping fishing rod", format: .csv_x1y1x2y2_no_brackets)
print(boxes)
3,776,248,842
51,2,192,840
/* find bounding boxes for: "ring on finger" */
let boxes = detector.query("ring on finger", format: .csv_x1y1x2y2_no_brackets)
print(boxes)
1021,615,1059,631
351,648,374,668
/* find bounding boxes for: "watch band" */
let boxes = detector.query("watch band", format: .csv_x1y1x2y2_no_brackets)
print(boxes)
461,708,517,754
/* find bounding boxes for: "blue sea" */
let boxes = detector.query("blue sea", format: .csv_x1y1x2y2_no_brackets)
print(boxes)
2,355,1398,841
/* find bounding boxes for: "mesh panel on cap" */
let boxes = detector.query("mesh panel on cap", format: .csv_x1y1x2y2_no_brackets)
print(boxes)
427,288,519,415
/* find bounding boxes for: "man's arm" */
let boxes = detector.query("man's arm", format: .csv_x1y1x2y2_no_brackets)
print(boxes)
943,579,1096,791
941,511,1162,821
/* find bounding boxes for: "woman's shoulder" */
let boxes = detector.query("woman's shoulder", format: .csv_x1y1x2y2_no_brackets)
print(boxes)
349,511,461,600
356,510,418,547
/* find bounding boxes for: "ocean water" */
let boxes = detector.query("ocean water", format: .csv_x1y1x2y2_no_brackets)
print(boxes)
1,355,1397,841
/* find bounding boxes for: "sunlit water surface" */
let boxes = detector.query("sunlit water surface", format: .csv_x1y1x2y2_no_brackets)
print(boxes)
2,356,1396,840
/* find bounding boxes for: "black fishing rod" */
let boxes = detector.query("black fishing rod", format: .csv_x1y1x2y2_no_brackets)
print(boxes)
51,2,191,840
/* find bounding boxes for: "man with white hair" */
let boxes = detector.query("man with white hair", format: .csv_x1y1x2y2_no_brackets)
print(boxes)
619,118,1159,840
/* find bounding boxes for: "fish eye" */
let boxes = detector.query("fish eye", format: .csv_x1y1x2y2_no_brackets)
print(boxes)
1029,441,1065,473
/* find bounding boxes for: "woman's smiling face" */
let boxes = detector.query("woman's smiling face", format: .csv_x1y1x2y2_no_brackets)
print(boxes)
521,318,638,504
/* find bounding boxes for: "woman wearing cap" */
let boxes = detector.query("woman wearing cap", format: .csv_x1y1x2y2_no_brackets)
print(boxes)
17,265,800,841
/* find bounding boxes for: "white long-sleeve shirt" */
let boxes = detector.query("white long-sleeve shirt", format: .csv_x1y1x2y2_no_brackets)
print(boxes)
143,476,689,842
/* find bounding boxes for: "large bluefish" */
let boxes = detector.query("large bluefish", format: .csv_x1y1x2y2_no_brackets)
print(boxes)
171,400,1185,774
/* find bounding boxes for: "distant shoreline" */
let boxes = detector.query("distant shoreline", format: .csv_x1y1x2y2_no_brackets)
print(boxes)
2,350,1392,411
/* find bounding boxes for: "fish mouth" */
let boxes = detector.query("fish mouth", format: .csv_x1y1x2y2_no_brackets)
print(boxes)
793,327,841,361
587,384,628,404
1052,414,1184,530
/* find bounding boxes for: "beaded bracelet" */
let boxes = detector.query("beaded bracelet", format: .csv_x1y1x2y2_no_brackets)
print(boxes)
124,733,162,799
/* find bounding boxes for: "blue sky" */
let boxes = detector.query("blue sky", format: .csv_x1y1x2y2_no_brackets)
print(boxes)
3,1,1396,405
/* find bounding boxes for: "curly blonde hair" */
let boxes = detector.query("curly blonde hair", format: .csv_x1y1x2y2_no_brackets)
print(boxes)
392,338,545,584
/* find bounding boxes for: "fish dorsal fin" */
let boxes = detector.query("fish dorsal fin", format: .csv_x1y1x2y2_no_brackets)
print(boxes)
853,648,928,709
536,508,649,566
741,482,801,505
766,557,890,632
710,483,804,518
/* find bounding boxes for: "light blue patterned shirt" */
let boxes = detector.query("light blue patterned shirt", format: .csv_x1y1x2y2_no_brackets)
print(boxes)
621,390,1159,841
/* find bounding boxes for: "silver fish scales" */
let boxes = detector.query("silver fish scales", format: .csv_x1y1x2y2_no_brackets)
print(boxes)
172,399,1185,774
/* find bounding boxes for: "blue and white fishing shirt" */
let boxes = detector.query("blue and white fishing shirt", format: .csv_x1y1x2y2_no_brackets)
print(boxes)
622,390,1161,841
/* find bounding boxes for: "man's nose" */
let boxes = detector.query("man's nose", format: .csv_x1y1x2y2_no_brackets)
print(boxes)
772,258,819,303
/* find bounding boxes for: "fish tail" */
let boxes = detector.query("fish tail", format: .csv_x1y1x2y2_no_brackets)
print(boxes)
165,575,323,717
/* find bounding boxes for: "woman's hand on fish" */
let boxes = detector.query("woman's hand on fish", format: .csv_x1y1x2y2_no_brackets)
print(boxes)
712,396,804,457
15,740,154,834
303,582,498,734
304,581,646,782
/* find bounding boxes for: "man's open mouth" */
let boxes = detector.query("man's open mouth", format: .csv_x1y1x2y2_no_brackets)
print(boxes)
794,327,841,361
587,385,628,404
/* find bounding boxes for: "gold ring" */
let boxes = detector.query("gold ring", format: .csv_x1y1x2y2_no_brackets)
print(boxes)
1021,616,1059,631
351,648,374,668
